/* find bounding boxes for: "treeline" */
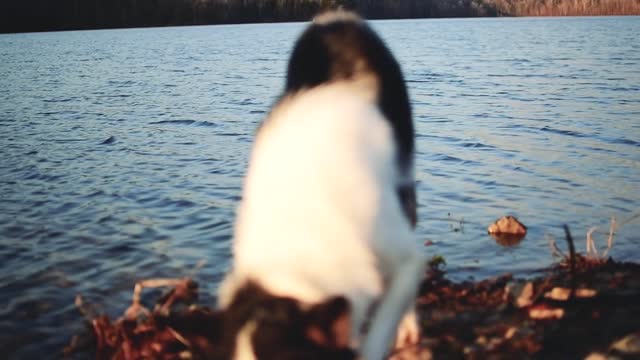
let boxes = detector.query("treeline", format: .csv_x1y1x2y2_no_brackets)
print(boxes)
484,0,640,16
1,0,639,33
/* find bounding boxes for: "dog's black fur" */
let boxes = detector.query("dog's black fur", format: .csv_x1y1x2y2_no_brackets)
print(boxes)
181,282,355,359
286,17,414,176
229,282,355,360
285,15,417,228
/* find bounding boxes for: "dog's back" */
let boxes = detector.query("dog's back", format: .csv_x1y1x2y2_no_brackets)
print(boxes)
218,11,424,360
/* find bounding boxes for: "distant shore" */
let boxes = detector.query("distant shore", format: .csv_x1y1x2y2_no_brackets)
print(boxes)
1,0,639,34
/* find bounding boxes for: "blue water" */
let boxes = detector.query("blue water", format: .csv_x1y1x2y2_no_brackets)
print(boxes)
1,16,639,358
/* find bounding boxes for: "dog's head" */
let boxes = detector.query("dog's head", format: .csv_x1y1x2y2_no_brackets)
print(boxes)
229,282,355,360
211,282,356,360
286,11,413,173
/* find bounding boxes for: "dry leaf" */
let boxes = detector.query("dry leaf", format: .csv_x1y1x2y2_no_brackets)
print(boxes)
544,287,597,301
611,332,640,354
516,282,534,308
529,305,564,320
504,327,517,340
584,353,607,360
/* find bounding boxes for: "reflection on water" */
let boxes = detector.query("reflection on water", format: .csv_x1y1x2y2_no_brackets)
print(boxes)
0,16,639,358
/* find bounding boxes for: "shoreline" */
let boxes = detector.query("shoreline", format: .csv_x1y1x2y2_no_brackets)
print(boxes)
67,254,640,359
1,14,638,36
2,0,639,34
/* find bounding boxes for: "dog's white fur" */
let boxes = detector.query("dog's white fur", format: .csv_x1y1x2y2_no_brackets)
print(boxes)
218,78,425,360
234,321,258,360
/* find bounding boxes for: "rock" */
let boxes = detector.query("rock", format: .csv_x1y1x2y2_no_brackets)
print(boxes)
488,216,527,234
488,216,527,245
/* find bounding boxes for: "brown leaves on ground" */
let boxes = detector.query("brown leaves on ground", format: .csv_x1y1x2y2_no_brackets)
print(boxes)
415,259,640,359
90,307,224,360
69,260,640,360
67,278,226,360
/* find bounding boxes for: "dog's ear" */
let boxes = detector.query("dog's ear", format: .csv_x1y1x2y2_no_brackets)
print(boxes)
304,296,352,349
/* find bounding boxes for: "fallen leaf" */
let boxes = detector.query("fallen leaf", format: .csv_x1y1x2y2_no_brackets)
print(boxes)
529,305,564,320
584,353,607,360
611,332,640,354
516,282,534,308
544,287,597,301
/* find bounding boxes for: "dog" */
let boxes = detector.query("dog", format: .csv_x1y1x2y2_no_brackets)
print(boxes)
217,10,425,360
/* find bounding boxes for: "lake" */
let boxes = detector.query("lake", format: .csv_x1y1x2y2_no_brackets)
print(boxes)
1,16,639,358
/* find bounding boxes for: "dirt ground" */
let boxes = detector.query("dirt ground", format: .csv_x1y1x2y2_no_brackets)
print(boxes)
406,256,640,360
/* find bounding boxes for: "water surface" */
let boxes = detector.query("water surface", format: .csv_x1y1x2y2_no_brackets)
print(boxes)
1,16,639,358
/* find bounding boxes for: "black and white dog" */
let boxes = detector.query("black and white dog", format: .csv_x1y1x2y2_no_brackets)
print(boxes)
217,11,425,360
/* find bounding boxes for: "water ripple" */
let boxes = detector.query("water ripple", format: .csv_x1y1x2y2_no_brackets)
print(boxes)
149,119,220,127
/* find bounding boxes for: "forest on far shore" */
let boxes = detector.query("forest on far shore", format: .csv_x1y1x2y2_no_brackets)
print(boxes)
1,0,639,33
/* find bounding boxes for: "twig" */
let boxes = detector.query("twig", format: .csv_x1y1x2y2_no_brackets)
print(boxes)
586,227,599,258
167,326,191,347
546,234,566,258
188,259,207,278
563,225,577,300
601,217,617,259
74,295,99,320
125,278,186,320
586,217,618,260
618,211,640,227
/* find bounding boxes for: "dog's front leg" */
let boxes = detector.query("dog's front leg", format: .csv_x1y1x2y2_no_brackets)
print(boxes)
361,254,425,360
395,307,420,348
